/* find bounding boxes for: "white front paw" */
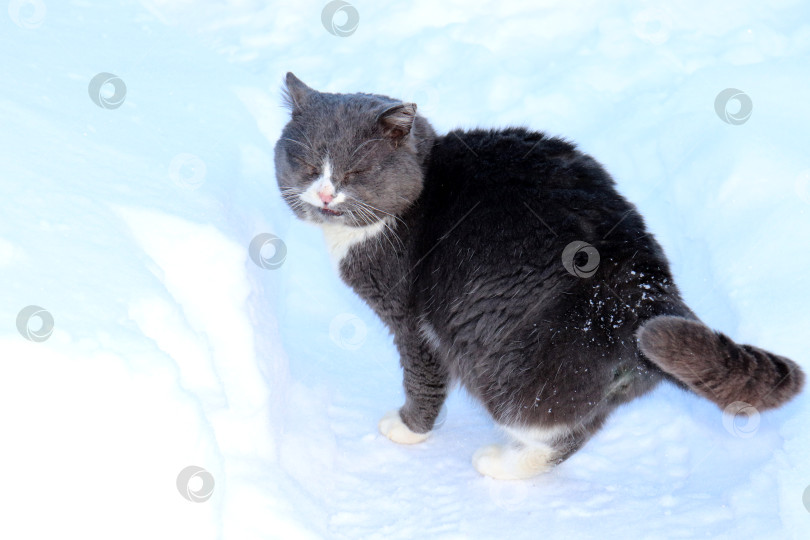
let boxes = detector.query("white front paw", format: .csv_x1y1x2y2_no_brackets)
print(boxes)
378,409,430,444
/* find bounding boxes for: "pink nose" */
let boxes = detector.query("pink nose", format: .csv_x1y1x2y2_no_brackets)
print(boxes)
318,190,334,204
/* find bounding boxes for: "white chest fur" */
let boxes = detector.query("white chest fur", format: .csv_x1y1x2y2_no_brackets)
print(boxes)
320,220,388,266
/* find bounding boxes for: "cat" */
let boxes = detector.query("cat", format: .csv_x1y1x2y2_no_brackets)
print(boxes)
274,72,805,480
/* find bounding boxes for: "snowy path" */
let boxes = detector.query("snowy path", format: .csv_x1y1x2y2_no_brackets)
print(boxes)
1,1,809,538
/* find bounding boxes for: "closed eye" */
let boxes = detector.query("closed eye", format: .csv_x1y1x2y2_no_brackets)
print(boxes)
292,156,319,177
344,169,368,181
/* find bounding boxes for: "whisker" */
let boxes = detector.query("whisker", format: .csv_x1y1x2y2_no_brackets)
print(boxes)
349,196,409,229
280,137,312,152
349,138,384,160
352,203,377,228
293,126,315,151
349,200,404,252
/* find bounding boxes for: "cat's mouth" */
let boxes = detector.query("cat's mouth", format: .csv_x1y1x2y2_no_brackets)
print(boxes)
319,207,344,217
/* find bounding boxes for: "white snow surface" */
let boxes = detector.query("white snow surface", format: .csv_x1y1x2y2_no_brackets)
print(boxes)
2,0,809,538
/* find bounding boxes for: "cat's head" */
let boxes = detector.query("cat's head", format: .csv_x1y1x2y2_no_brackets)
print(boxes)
274,73,436,227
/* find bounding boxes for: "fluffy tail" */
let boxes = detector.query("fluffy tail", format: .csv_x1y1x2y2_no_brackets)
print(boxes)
637,316,804,411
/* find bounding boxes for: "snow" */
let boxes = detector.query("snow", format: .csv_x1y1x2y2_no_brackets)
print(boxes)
1,0,809,538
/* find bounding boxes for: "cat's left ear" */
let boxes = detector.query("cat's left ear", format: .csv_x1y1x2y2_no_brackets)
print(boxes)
283,72,315,115
377,103,417,141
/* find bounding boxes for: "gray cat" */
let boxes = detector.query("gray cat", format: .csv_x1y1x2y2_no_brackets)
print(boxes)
274,73,804,479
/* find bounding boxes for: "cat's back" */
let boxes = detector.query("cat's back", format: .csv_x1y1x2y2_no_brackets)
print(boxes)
411,126,670,322
418,127,639,250
426,127,615,196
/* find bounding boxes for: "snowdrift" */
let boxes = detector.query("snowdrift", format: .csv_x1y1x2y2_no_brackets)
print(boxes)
1,1,809,538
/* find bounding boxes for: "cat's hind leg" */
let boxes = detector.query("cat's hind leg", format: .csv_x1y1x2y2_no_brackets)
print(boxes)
473,424,582,480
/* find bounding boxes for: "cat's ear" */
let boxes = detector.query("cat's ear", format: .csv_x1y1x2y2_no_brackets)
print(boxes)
283,72,315,115
377,103,417,141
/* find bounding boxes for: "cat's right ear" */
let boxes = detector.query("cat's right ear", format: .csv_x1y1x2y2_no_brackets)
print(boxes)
377,102,417,142
282,72,314,115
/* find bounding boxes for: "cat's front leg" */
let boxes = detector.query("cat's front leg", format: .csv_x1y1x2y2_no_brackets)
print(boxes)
379,335,448,445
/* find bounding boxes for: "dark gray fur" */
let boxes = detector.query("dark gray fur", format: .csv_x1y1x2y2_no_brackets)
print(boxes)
274,73,804,467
